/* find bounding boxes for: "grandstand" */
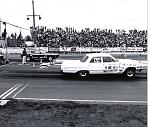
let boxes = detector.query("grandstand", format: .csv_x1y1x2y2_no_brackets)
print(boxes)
34,26,147,50
0,26,147,54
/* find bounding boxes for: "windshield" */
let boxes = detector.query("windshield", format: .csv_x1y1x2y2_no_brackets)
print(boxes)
80,55,89,62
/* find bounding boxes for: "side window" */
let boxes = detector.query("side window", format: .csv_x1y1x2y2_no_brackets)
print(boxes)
103,57,115,62
90,57,101,63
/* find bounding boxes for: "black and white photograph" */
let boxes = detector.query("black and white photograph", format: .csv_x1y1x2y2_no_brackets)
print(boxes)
0,0,148,126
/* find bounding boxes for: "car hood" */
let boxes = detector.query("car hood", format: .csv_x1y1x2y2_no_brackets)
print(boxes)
118,59,139,64
118,59,137,62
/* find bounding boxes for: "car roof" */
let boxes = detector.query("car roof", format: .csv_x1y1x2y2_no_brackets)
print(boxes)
86,53,112,57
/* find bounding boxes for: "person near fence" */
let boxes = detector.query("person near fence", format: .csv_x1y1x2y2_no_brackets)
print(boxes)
22,48,27,64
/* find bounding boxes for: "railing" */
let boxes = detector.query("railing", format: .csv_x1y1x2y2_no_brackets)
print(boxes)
0,47,147,54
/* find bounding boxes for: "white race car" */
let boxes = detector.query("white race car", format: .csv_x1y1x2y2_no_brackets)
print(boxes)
61,53,143,78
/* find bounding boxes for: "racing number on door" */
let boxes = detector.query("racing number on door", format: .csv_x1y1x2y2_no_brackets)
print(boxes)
104,66,117,72
102,57,118,72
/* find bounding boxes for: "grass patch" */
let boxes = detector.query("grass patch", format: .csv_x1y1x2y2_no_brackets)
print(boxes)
0,99,147,127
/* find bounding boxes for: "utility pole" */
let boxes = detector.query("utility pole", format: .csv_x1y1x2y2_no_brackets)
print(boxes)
32,0,36,29
27,0,41,47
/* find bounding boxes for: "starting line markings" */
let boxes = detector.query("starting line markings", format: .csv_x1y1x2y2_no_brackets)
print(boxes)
0,83,22,99
0,83,28,106
0,83,28,100
12,84,29,98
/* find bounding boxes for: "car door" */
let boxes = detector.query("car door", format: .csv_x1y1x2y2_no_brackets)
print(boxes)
102,56,119,74
88,57,103,74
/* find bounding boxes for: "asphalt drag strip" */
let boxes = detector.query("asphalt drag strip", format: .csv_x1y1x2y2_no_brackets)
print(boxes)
0,82,147,127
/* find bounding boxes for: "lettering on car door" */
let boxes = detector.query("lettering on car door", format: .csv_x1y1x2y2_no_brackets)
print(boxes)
102,57,118,73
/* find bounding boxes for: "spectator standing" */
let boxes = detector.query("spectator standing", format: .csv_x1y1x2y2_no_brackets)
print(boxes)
22,48,27,64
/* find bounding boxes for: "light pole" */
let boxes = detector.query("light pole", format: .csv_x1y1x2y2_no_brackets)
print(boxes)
27,0,41,47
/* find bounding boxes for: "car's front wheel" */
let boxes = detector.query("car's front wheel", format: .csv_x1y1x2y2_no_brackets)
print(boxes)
77,70,89,77
124,68,136,78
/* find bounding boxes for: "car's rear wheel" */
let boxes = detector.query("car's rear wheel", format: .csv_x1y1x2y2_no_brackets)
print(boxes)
124,68,135,78
77,71,89,77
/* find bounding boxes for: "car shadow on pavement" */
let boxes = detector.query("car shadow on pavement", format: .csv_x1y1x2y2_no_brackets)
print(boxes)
61,74,147,81
0,71,146,81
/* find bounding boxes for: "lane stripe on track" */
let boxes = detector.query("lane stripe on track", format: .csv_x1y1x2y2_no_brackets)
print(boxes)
13,84,29,98
0,83,21,99
15,98,147,104
1,84,23,100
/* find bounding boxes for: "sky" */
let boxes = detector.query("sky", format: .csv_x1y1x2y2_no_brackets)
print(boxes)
0,0,148,37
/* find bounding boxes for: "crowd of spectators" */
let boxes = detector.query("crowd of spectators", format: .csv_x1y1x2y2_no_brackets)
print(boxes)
33,26,147,48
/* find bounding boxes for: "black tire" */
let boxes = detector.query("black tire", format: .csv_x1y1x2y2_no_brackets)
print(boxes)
5,60,9,64
77,70,89,77
124,68,135,78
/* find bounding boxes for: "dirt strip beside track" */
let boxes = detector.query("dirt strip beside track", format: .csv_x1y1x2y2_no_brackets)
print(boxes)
0,99,147,127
